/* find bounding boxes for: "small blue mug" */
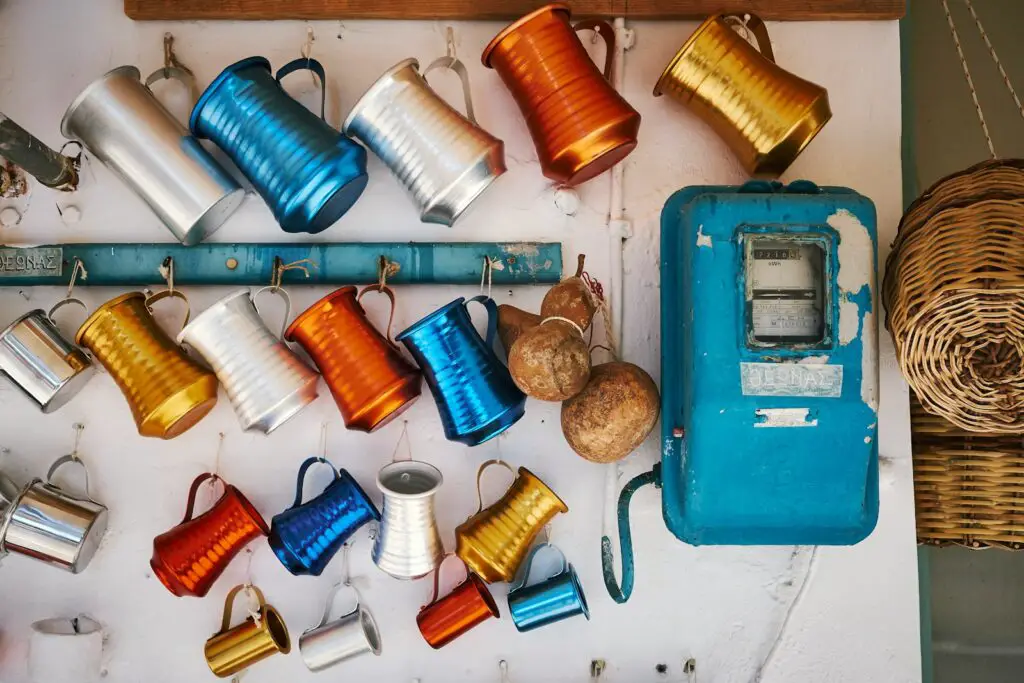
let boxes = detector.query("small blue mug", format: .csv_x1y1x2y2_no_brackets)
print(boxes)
507,543,589,632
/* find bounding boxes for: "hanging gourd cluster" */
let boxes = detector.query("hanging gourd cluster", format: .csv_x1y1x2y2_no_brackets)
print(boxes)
0,5,833,677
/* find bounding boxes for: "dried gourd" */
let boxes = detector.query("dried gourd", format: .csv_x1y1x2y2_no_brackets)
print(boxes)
509,320,591,401
497,304,542,355
540,254,596,332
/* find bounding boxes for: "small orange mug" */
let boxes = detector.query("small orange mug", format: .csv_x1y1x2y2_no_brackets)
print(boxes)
416,554,499,649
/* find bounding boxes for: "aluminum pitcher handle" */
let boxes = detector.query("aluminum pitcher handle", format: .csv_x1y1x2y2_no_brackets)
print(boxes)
466,295,500,356
221,583,267,633
601,464,661,604
251,286,293,339
472,458,515,514
573,19,616,80
144,66,201,105
723,13,774,63
510,542,568,593
47,297,89,335
357,285,399,343
292,457,340,509
422,56,477,124
180,472,223,524
276,57,328,121
317,581,361,628
46,454,97,503
425,553,467,606
145,289,191,332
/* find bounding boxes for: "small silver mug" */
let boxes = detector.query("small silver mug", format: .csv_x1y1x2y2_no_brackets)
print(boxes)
299,582,382,672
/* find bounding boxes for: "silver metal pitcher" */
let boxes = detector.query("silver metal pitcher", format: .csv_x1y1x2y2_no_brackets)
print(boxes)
0,300,95,414
344,57,505,226
299,582,382,672
178,288,320,434
1,455,108,574
61,66,244,245
372,460,444,580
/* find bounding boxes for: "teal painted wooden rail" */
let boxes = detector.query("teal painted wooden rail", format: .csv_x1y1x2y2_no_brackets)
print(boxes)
0,242,562,286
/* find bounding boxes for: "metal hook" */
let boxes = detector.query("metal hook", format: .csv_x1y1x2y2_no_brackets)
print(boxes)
212,432,225,477
318,421,329,463
479,256,494,299
684,658,697,683
446,26,457,60
64,258,87,301
499,660,512,683
271,257,317,291
161,256,175,294
340,542,352,586
301,27,319,87
70,423,85,463
378,255,388,290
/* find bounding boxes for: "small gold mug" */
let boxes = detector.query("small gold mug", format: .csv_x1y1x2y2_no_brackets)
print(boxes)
204,584,291,678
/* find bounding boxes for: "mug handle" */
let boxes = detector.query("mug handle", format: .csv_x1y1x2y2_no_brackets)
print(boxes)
357,285,400,343
466,295,499,354
424,553,468,607
472,458,516,515
509,542,568,592
317,581,362,628
46,454,97,503
276,57,327,121
292,457,340,509
251,286,292,339
422,56,477,124
573,19,616,81
46,297,89,336
180,472,224,524
722,13,774,63
221,584,267,633
144,289,191,333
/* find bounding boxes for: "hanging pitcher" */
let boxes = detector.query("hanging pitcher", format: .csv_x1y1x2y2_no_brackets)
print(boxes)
299,582,382,672
482,3,640,186
507,543,589,632
150,473,269,598
191,57,368,234
0,298,94,414
1,455,108,574
416,554,499,649
344,57,505,225
396,296,525,446
285,285,421,433
75,291,218,439
269,457,380,576
455,460,567,583
371,460,444,580
204,584,291,678
178,288,320,434
61,66,243,245
28,615,106,683
653,14,831,177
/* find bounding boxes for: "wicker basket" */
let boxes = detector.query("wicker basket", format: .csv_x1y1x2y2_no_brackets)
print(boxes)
912,393,1024,549
884,158,1024,433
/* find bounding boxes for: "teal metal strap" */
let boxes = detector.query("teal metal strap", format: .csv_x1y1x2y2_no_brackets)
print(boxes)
0,242,562,287
601,464,662,604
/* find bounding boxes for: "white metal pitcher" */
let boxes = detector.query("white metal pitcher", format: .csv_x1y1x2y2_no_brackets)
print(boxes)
178,288,319,434
299,582,382,671
344,57,506,226
28,615,105,683
371,460,444,580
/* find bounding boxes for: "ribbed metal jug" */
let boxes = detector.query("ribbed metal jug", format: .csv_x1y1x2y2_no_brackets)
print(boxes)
0,300,94,413
396,296,525,446
76,291,218,439
507,543,589,632
482,3,640,186
371,460,444,580
178,288,320,434
285,285,421,433
269,457,380,576
151,473,269,598
455,460,568,583
1,455,108,574
61,66,243,245
653,13,831,177
204,584,291,678
299,582,382,672
344,57,505,226
191,57,368,234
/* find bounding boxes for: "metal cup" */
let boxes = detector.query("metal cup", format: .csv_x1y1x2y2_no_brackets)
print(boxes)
204,584,291,678
371,460,444,580
61,66,244,245
0,455,107,574
299,582,382,672
0,299,94,413
344,57,505,226
416,554,499,649
507,543,589,632
178,288,320,434
28,615,105,683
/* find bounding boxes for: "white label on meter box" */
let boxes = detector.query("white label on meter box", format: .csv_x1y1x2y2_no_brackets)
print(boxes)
751,299,823,339
740,362,843,398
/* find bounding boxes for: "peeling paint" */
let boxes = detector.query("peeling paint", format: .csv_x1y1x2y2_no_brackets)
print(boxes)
696,224,713,248
839,299,860,344
861,310,878,410
754,408,818,428
798,355,830,365
828,209,873,293
503,243,541,257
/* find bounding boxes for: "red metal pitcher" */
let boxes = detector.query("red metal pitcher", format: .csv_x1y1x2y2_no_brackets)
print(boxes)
151,473,269,598
482,3,640,186
416,554,499,649
285,285,421,432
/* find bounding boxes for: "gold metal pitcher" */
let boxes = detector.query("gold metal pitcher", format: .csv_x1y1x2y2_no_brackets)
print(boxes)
455,460,568,583
75,290,218,439
204,584,291,678
653,13,831,177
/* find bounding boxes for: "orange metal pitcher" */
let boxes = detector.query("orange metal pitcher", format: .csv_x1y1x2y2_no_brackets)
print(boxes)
75,291,218,439
285,285,421,432
416,554,499,649
482,3,640,186
151,473,269,598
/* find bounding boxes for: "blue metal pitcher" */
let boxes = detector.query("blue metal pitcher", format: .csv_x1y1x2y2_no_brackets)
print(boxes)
396,296,525,446
190,57,369,234
507,543,589,632
269,457,380,576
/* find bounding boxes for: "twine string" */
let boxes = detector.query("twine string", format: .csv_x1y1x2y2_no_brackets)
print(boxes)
942,0,997,158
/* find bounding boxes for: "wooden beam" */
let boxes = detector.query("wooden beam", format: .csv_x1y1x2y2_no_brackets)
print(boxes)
124,0,905,21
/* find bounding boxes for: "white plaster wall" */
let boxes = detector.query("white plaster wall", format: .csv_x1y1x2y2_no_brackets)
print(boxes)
0,2,917,682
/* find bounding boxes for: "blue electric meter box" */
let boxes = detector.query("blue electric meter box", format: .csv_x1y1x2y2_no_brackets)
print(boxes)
660,180,879,546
